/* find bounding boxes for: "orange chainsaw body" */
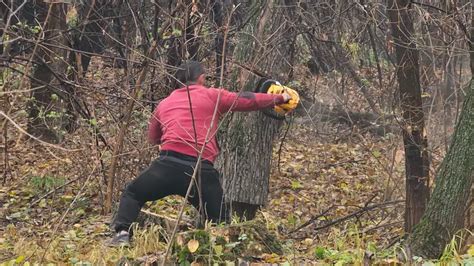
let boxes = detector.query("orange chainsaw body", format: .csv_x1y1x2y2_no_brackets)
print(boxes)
266,83,300,115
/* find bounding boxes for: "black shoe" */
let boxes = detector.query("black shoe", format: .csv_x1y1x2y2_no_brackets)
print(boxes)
108,231,130,247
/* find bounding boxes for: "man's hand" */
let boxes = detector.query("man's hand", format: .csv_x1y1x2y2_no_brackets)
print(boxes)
282,92,292,103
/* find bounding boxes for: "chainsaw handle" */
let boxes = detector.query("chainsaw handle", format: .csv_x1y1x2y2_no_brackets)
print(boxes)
254,78,286,120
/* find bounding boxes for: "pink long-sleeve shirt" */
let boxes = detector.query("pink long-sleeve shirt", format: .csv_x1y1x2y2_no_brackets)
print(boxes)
148,84,285,163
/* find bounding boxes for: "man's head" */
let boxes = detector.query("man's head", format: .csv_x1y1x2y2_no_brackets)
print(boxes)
174,60,206,87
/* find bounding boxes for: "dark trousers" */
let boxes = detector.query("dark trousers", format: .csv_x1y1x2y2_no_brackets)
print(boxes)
113,151,227,232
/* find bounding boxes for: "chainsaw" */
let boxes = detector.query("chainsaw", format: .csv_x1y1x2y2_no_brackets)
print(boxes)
255,78,300,120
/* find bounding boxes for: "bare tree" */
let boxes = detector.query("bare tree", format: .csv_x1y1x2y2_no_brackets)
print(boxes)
387,0,430,232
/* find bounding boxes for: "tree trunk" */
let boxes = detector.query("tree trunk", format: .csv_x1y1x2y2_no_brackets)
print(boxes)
70,0,107,75
216,0,293,220
387,0,430,232
211,0,232,80
406,1,474,257
27,2,68,143
163,0,203,91
406,74,474,258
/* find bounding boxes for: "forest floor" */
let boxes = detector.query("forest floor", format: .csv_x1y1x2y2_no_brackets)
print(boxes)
1,63,473,265
2,121,472,265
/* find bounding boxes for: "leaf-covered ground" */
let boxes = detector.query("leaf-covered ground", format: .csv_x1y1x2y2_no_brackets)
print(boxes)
1,120,472,265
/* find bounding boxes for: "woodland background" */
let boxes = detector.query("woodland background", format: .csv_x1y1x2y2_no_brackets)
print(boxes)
0,0,473,264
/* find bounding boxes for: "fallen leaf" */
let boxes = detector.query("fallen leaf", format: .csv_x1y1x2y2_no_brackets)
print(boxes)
188,239,199,253
468,244,474,256
176,235,185,246
303,238,313,246
372,150,381,158
15,255,25,264
291,180,303,190
214,245,223,256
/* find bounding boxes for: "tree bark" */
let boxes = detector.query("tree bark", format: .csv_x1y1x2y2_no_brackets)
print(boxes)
211,0,232,80
406,0,474,258
69,0,107,75
27,2,68,143
216,0,293,220
387,0,430,232
406,74,474,259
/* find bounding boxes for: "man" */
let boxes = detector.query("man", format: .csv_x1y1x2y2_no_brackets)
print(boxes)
109,60,291,246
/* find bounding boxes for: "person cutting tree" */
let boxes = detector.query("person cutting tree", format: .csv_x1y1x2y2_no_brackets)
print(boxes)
109,60,299,246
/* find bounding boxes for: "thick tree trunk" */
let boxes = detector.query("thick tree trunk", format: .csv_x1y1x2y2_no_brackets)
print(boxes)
162,1,201,91
211,0,232,79
387,0,430,232
216,0,293,220
406,1,474,257
406,78,474,259
219,110,283,219
70,0,107,75
27,2,68,143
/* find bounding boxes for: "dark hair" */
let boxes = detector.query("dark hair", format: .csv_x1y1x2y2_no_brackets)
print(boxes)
174,60,205,87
